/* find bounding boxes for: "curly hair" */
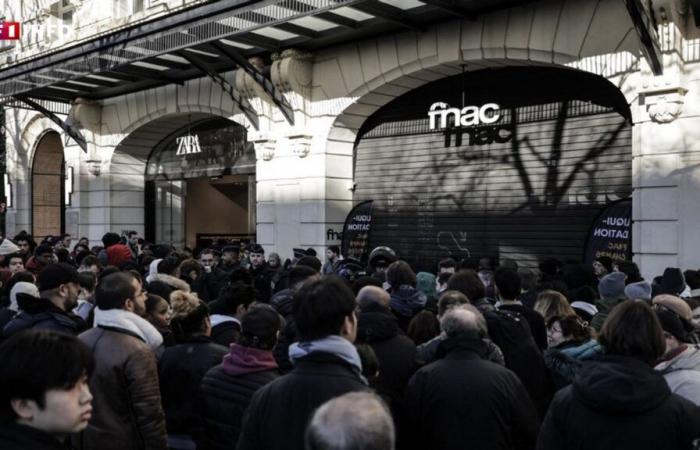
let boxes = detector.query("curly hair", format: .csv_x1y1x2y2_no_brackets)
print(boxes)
169,290,209,340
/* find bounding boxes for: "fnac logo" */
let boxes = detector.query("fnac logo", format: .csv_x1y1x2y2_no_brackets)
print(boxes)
0,21,20,40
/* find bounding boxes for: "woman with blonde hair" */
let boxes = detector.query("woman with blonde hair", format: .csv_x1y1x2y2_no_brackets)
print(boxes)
534,289,576,322
158,290,227,450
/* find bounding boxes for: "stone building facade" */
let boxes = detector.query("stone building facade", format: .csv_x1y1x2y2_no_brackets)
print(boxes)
1,0,699,278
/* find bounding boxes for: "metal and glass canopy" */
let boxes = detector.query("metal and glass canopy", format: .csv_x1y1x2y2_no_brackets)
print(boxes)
0,0,661,152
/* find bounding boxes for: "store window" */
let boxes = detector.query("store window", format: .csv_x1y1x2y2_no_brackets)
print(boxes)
50,0,75,42
114,0,145,18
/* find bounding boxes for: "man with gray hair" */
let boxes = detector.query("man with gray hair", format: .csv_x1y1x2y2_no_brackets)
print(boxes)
305,392,395,450
405,304,539,450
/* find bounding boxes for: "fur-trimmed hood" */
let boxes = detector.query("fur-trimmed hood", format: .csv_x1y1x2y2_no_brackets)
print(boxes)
147,273,191,292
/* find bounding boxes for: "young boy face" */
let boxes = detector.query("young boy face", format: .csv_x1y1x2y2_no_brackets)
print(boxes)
16,374,93,435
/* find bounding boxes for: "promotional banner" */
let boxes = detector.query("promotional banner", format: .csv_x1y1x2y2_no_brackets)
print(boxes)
341,200,374,263
583,198,633,264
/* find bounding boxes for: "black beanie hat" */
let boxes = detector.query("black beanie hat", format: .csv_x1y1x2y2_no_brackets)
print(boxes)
655,307,688,342
660,268,686,296
37,262,80,292
296,256,321,273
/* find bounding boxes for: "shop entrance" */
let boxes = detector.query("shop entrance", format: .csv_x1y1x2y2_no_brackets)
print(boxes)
32,131,64,241
353,67,633,271
144,118,255,248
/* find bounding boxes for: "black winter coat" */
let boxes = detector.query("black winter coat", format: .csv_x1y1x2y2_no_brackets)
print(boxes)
270,288,295,317
195,346,279,450
250,263,275,303
497,302,548,351
200,268,228,302
236,352,368,450
3,297,85,337
405,334,540,450
537,355,700,450
357,303,417,403
473,298,553,418
0,423,71,450
158,336,227,436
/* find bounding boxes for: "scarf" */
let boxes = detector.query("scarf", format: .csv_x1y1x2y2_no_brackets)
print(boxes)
93,307,163,350
289,335,365,382
222,343,278,376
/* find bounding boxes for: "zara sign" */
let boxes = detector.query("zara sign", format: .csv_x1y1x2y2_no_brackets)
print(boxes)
428,102,501,130
175,134,203,156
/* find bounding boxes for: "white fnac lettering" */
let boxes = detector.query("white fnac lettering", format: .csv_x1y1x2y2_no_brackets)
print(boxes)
428,102,501,130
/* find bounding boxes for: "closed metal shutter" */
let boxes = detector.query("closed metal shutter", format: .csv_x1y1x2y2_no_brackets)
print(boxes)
354,100,632,272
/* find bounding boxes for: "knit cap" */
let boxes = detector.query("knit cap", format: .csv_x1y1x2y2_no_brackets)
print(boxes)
624,280,652,301
598,272,627,299
0,239,20,256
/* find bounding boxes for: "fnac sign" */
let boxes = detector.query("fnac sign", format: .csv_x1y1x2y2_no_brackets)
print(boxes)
428,102,501,130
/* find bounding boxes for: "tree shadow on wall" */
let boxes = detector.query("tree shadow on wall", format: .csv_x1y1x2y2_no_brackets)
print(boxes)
428,101,629,215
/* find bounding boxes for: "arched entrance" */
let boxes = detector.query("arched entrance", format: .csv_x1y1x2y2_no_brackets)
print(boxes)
31,131,64,241
352,66,633,271
144,117,256,248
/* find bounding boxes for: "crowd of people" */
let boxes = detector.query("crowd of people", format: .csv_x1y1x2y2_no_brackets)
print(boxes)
1,230,700,449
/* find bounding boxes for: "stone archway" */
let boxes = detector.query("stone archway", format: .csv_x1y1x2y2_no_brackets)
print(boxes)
31,131,64,241
311,0,643,248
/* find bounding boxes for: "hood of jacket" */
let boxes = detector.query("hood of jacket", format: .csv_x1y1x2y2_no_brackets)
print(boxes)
389,285,427,317
222,343,278,376
357,303,400,343
148,273,191,292
656,345,700,374
573,355,671,414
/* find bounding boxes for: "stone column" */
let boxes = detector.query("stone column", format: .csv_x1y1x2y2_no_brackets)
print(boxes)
633,22,696,280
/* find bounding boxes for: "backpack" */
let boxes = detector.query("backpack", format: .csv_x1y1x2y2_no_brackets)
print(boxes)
479,306,553,417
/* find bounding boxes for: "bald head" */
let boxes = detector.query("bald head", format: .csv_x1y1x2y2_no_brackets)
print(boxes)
440,304,487,338
305,392,395,450
357,285,390,310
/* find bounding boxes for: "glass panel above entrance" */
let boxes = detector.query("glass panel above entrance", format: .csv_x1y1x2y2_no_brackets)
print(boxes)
145,117,255,181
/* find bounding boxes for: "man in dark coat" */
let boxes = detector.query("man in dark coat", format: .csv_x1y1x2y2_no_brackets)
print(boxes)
4,263,85,337
236,277,368,450
447,270,553,418
405,304,539,450
270,265,319,373
248,244,276,303
207,283,257,347
196,306,281,450
495,267,547,350
199,249,228,302
356,286,417,404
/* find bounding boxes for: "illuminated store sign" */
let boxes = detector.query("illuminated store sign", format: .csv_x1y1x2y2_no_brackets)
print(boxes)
175,134,202,156
428,102,501,130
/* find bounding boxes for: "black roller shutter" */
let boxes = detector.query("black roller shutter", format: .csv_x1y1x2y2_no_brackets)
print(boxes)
354,100,632,272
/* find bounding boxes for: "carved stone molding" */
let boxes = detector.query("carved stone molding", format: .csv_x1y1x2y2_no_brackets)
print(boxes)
644,87,687,124
288,134,312,158
250,133,276,161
